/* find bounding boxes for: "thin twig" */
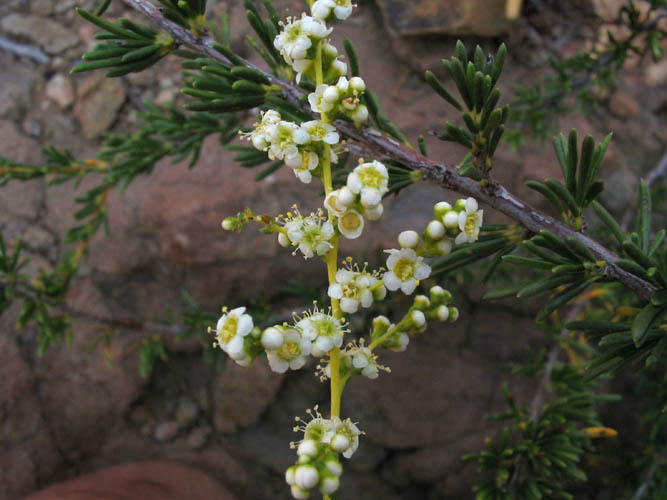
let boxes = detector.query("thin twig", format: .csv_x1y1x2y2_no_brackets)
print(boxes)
621,148,667,231
121,0,656,301
0,35,50,64
631,452,666,500
507,303,585,493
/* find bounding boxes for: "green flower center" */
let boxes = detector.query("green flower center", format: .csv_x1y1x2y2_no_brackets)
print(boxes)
219,316,238,344
313,317,339,338
358,167,382,188
464,213,477,234
278,340,300,360
394,258,415,281
340,212,361,231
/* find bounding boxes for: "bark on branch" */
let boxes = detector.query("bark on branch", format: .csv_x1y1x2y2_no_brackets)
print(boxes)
122,0,656,301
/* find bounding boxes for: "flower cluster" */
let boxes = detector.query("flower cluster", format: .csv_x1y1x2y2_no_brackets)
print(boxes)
296,308,347,356
286,408,362,498
325,159,389,239
369,286,458,351
213,3,472,498
434,197,484,245
327,261,386,314
279,208,335,258
244,110,340,184
309,76,369,125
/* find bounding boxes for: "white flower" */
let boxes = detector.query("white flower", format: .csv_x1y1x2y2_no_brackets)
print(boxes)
274,14,331,64
324,190,347,217
245,109,281,150
311,0,354,20
283,211,335,258
301,120,339,144
383,248,431,295
331,417,361,458
266,328,312,373
269,121,309,162
338,209,364,239
346,160,389,208
297,439,319,458
215,307,254,359
327,268,382,314
296,312,345,356
350,345,381,379
309,84,336,114
303,415,336,443
285,149,319,184
455,197,483,244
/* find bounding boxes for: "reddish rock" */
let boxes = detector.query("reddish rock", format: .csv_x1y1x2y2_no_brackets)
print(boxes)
74,74,126,139
214,358,284,433
46,74,75,110
24,461,237,500
0,319,60,499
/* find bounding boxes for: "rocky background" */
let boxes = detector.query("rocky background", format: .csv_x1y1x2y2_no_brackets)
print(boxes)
1,1,666,499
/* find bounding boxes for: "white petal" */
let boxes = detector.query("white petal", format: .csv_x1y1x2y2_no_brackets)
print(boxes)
383,271,401,291
360,289,373,308
267,355,289,373
466,197,478,212
455,232,468,245
328,283,343,299
237,315,253,336
400,280,417,295
340,297,359,314
414,262,431,280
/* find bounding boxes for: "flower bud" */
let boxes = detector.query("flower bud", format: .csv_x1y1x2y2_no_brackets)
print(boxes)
222,217,235,230
434,201,452,219
364,202,384,220
320,475,340,495
398,230,419,249
351,104,368,123
436,305,449,321
335,76,349,92
338,186,356,206
295,465,319,490
325,460,342,477
425,220,445,240
297,439,319,457
330,434,350,453
261,327,284,350
443,210,459,228
330,59,347,77
323,85,340,103
349,76,366,92
372,315,391,335
413,295,431,311
448,306,459,322
436,238,452,256
285,466,296,485
455,198,467,211
278,232,290,247
429,285,452,305
410,310,426,327
290,485,310,499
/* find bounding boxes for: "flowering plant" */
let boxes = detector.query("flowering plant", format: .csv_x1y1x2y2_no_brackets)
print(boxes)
0,0,665,498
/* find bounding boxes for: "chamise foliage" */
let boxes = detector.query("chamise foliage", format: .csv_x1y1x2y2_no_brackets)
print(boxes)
0,0,666,498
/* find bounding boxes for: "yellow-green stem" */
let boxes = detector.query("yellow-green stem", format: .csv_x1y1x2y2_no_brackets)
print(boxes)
315,40,343,419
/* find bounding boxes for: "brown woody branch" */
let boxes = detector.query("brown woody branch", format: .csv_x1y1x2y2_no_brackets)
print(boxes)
122,0,656,301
